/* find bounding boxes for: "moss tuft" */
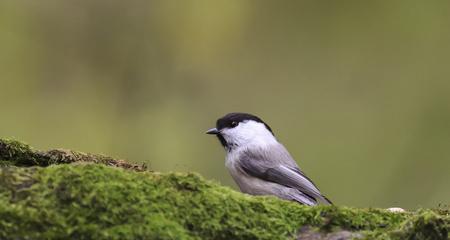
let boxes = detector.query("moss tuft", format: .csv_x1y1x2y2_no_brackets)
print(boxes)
0,138,146,170
0,139,39,166
391,210,448,240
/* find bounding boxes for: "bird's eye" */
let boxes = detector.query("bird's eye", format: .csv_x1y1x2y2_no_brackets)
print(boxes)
231,121,238,128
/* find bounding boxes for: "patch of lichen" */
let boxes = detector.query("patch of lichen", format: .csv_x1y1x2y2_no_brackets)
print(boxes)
0,164,448,240
0,138,146,171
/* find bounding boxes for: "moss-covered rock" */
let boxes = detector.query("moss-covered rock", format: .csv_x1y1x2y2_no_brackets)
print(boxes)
0,138,448,239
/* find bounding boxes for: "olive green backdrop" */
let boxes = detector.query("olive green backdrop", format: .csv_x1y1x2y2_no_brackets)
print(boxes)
1,1,449,209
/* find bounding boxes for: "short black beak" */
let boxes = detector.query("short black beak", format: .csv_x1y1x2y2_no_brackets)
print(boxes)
206,128,219,135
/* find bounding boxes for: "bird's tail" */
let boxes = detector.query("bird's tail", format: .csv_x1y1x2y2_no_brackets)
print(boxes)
321,195,333,205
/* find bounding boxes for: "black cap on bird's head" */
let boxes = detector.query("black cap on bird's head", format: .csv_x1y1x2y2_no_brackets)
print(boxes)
206,112,274,149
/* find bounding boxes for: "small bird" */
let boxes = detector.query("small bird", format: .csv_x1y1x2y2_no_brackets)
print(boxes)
206,112,332,206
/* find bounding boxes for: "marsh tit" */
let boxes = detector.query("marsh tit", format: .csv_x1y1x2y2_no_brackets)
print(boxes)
206,112,332,206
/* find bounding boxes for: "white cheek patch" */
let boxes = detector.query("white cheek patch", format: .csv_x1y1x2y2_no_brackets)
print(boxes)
222,121,277,147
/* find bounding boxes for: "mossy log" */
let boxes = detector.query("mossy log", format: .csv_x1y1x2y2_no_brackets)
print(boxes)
0,139,448,239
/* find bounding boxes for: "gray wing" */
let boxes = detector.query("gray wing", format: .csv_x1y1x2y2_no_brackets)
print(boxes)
240,144,332,205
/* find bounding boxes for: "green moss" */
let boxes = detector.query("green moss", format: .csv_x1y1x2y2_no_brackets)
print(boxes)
0,165,447,239
0,138,146,170
0,139,39,166
0,138,448,239
391,211,448,240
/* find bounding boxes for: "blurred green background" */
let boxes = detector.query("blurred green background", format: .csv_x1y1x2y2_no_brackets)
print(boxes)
1,1,449,209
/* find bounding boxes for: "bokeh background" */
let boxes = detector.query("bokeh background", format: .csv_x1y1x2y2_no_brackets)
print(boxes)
1,1,449,209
